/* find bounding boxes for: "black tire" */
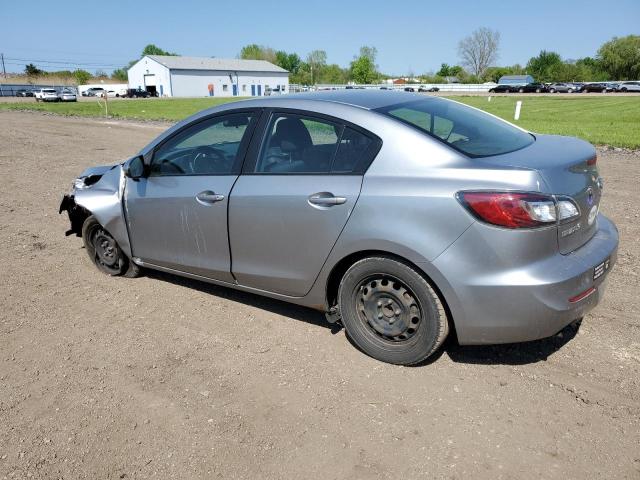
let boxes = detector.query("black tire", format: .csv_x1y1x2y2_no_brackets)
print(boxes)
621,87,627,92
82,216,141,278
338,256,449,365
518,88,525,93
549,88,556,93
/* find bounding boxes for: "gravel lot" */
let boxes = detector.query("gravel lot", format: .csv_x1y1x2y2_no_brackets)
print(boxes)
1,111,638,480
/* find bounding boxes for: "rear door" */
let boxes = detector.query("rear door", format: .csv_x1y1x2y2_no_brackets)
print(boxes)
228,110,381,296
125,110,259,281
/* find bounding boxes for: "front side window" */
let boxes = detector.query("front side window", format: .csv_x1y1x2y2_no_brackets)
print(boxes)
151,113,255,176
254,114,343,173
377,98,534,157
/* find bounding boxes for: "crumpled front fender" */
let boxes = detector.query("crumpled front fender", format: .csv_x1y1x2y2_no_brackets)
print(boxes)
59,164,132,258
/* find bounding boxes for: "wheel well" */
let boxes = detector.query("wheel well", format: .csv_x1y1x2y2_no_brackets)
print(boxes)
325,250,455,336
62,197,92,237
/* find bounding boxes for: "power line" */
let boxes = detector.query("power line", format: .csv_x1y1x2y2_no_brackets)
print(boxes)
6,57,128,68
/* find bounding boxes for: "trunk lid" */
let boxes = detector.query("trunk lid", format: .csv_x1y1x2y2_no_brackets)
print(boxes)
477,134,601,254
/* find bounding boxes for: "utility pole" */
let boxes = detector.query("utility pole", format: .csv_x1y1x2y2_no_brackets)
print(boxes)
1,53,6,78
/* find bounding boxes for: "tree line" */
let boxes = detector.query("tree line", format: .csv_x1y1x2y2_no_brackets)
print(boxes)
20,34,640,85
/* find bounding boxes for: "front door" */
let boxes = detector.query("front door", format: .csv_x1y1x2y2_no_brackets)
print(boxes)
125,111,258,282
229,112,380,296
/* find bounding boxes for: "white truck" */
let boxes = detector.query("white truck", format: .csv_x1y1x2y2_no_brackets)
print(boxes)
34,88,59,102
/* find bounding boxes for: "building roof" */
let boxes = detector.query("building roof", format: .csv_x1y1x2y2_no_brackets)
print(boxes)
145,55,288,73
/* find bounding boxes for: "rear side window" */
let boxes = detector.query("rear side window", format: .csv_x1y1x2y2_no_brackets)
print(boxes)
332,127,376,173
376,98,534,157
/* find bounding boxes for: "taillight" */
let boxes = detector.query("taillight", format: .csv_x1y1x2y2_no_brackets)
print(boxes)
458,191,557,228
586,156,597,166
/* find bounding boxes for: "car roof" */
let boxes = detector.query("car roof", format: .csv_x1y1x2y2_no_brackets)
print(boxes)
236,90,427,111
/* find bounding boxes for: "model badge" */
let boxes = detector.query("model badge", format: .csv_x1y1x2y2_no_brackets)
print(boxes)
586,187,594,206
561,223,581,237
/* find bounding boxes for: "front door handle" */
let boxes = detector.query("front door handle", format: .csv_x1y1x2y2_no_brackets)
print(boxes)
308,192,347,207
196,190,225,205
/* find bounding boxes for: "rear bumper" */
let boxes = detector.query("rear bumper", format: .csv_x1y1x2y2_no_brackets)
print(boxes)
431,214,619,345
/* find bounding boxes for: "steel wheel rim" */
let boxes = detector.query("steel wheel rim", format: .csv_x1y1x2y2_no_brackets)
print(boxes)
354,274,422,342
91,227,121,273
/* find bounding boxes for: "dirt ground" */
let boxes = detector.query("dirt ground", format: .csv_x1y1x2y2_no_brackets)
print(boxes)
0,111,638,480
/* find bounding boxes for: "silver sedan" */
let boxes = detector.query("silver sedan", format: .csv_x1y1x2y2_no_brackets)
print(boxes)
60,91,618,365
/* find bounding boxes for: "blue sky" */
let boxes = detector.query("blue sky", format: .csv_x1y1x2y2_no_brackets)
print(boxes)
1,0,638,75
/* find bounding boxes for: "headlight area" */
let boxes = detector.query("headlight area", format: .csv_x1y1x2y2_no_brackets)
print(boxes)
72,174,103,191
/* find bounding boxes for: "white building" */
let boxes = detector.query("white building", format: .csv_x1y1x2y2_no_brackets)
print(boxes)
127,55,289,97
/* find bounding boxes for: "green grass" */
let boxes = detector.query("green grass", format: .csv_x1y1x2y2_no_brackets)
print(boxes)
0,97,246,122
452,96,640,149
1,95,639,148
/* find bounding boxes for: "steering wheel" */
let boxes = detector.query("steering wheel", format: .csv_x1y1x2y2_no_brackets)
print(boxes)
191,145,228,173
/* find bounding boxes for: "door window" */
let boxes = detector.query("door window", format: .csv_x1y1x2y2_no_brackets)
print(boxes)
150,113,255,176
254,114,343,174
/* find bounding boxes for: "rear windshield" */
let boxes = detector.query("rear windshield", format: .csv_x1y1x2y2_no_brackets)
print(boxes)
375,98,534,157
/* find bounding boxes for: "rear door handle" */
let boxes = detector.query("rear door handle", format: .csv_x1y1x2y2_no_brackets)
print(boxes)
308,192,347,207
196,190,225,205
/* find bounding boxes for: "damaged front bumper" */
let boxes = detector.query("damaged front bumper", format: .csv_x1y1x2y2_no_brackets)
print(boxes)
59,194,88,237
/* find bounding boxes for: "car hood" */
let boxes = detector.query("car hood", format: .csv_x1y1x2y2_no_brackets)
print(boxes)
78,163,120,178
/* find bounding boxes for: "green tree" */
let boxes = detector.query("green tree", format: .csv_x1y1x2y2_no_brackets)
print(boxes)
110,68,128,82
526,50,563,82
306,50,327,84
74,69,92,85
142,44,178,56
275,51,301,74
240,44,276,63
436,63,452,77
597,35,640,80
25,63,44,76
319,64,348,84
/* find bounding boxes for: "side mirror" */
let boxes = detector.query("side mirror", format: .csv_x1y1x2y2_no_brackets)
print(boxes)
124,155,146,179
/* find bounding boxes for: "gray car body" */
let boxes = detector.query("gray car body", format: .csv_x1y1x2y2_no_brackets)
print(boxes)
67,91,618,345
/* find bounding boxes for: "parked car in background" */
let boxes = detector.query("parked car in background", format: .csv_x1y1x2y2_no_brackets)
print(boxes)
514,83,548,93
15,89,34,97
418,86,440,92
59,90,617,365
59,89,77,102
34,88,60,102
488,84,513,93
403,86,416,92
124,88,153,98
582,83,616,93
96,90,120,98
548,83,578,93
617,81,640,92
83,87,105,97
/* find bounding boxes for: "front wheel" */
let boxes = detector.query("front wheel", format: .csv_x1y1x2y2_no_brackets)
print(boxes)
82,216,141,277
338,256,449,365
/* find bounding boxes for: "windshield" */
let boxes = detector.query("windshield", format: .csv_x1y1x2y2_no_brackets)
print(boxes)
375,98,535,157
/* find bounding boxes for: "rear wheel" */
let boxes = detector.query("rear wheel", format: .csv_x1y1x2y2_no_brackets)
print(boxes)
338,256,449,365
82,216,140,277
